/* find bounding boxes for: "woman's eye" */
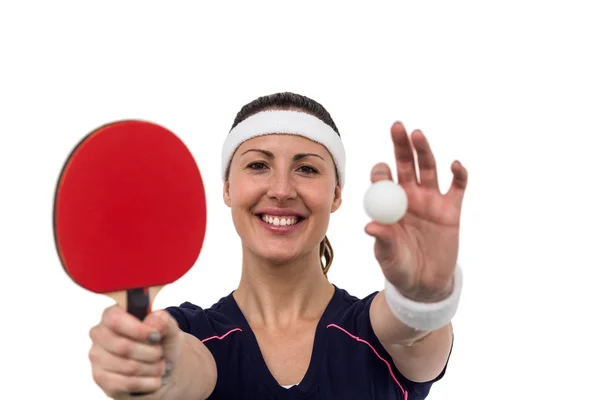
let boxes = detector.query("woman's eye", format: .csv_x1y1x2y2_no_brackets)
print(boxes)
298,165,317,174
248,162,267,170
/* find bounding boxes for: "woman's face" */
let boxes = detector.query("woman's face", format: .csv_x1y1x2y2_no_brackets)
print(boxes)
224,132,342,265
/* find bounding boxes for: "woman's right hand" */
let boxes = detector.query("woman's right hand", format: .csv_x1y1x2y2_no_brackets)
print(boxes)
88,305,183,399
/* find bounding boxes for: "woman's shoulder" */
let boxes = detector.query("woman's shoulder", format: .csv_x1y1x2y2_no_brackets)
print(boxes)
333,285,379,304
165,292,243,342
327,285,380,322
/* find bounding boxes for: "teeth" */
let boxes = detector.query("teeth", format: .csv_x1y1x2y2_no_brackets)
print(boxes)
261,214,299,226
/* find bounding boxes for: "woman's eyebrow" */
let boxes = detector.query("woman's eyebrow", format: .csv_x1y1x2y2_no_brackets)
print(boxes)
241,148,274,158
293,153,325,161
241,149,325,162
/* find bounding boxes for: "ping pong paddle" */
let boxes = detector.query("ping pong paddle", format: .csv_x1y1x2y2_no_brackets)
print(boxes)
53,119,206,395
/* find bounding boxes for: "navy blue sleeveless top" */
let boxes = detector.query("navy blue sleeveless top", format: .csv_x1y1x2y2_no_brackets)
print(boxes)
166,285,450,399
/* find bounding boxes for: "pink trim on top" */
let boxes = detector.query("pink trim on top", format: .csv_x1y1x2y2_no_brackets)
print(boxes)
201,328,242,343
327,324,408,400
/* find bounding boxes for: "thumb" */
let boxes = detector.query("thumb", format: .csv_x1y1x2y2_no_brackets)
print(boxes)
365,221,395,252
143,310,183,377
143,310,181,343
366,162,399,253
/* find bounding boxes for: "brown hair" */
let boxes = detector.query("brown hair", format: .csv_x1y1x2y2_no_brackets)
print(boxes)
229,92,340,275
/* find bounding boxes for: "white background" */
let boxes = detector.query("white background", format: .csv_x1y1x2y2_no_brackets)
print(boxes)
1,1,599,399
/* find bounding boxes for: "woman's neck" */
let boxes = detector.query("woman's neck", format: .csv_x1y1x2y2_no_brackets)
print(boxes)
233,248,334,328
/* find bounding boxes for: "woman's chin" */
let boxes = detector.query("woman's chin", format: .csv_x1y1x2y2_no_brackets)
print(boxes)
253,245,307,267
260,251,299,266
244,238,318,268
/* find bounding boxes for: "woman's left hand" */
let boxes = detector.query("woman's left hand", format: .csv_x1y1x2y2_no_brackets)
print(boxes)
365,122,468,303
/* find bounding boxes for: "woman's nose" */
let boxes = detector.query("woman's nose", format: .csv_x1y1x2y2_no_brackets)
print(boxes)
266,171,297,202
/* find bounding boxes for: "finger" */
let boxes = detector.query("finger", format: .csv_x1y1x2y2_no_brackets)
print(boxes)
411,130,439,191
89,344,168,377
370,163,393,183
446,160,468,206
364,222,395,250
365,222,405,271
91,367,163,397
143,310,181,344
90,324,163,363
391,122,418,185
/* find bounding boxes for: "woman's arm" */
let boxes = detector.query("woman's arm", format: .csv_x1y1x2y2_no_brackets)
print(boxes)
370,291,453,382
156,333,217,400
362,122,467,383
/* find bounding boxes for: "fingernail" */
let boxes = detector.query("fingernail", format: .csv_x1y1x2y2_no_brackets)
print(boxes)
161,375,168,387
148,331,161,344
165,360,173,375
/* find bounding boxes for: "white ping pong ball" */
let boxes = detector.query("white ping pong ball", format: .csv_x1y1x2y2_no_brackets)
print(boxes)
363,180,408,225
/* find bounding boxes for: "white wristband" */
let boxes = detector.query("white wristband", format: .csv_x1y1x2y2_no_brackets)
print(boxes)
383,265,463,332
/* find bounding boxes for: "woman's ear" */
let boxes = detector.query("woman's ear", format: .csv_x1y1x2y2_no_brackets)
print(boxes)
331,185,342,213
223,181,232,207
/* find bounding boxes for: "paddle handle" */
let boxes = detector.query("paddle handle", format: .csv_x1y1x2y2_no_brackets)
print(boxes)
127,288,150,320
106,288,162,396
128,288,152,397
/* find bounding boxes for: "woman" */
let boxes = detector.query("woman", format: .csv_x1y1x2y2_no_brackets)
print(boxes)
88,92,468,399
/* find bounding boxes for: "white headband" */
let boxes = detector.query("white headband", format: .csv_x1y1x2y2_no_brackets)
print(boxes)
221,109,346,188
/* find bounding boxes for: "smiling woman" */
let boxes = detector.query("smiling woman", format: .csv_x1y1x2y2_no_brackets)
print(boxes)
222,95,345,276
225,121,342,272
86,92,466,400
